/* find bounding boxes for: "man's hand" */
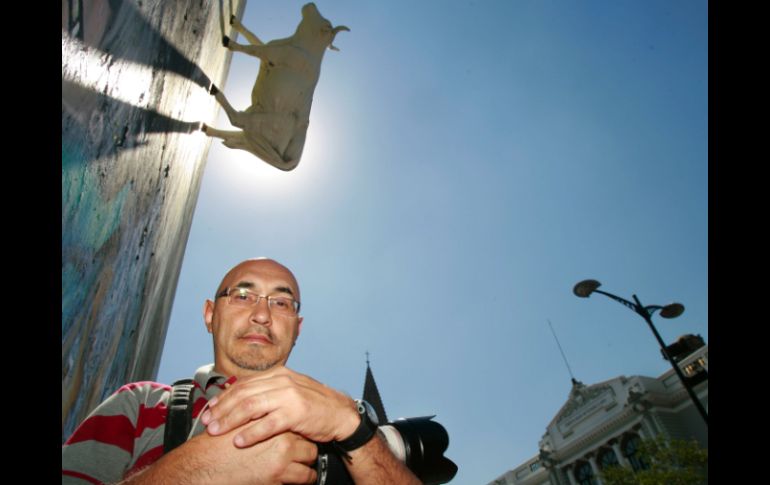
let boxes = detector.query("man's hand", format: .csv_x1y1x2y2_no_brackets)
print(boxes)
201,366,360,448
122,429,318,485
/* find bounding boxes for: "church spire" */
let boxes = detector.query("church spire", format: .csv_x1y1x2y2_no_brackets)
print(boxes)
362,352,388,424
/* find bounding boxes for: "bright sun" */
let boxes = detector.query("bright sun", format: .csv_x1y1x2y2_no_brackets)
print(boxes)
204,113,334,205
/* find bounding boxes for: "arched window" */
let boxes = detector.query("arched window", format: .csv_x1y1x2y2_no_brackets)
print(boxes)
574,461,597,485
598,448,619,470
622,434,650,471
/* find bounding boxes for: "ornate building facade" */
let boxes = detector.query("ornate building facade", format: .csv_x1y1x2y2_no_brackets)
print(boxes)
488,338,708,485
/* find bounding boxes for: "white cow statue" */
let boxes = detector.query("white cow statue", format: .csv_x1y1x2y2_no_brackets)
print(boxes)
202,3,349,171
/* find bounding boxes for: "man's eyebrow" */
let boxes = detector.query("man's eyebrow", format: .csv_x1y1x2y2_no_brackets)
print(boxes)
216,281,254,298
273,286,296,298
232,281,295,298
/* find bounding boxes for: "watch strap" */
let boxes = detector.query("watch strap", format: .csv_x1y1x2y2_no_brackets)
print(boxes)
335,400,377,454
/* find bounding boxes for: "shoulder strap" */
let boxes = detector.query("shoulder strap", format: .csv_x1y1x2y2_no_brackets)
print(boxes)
163,378,195,454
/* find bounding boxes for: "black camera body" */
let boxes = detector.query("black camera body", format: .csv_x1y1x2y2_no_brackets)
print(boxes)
314,416,457,485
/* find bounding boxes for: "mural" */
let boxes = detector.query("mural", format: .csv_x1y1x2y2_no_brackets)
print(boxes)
61,0,247,441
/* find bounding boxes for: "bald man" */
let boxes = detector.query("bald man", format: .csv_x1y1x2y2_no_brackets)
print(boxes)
62,258,421,485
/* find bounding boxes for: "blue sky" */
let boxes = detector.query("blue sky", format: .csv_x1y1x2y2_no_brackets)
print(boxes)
158,1,708,483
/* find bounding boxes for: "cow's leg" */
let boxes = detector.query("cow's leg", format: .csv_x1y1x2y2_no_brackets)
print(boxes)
229,15,263,46
208,86,248,129
201,125,239,139
224,40,283,64
201,126,251,151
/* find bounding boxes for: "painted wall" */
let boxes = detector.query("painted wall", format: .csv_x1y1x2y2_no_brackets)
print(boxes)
62,0,247,441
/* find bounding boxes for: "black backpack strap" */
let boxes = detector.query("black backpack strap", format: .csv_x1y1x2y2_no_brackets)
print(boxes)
163,378,195,454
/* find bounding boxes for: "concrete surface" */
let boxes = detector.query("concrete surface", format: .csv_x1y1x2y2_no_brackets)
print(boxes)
62,0,247,441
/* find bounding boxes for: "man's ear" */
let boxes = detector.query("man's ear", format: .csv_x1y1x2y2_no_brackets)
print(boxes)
204,299,215,333
295,316,304,340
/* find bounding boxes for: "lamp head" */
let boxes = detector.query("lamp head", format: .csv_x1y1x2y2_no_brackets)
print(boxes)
659,303,685,319
573,279,601,298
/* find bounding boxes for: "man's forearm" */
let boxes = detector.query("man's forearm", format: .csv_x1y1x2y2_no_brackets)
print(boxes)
344,432,422,485
117,429,318,485
116,437,215,485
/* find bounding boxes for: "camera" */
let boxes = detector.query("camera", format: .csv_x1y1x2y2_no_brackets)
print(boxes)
315,416,458,485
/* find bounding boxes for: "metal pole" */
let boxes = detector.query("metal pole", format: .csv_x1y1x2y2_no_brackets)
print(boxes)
631,295,708,426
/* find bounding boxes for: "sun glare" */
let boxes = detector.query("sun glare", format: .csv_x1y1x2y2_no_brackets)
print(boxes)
208,114,333,205
62,31,217,129
63,28,342,210
62,33,152,109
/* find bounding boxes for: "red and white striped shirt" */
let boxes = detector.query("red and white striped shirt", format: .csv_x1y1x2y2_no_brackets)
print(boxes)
62,364,230,484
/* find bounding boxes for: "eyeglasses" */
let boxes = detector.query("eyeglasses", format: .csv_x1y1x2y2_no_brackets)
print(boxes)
216,287,301,315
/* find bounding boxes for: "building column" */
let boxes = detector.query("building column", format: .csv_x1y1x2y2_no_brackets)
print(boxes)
646,411,666,436
565,465,578,485
587,455,604,485
548,467,565,485
611,440,631,468
633,422,651,440
642,415,660,438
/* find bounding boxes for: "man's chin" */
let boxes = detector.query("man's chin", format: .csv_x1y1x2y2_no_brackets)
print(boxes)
232,356,282,372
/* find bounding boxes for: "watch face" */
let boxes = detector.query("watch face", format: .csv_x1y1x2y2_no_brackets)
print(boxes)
358,400,379,426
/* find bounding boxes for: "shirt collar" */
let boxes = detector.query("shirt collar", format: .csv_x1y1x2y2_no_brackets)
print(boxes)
193,363,229,398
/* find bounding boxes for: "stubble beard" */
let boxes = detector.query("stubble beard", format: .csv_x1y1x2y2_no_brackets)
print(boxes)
229,326,284,371
222,321,298,372
229,341,282,372
232,353,282,371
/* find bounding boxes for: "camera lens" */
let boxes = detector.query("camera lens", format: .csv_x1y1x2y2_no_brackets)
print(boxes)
314,417,457,485
386,417,457,485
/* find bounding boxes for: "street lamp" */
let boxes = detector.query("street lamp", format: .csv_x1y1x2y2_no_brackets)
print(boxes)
572,279,708,426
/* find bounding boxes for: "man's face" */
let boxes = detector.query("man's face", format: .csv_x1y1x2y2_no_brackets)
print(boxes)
204,259,303,377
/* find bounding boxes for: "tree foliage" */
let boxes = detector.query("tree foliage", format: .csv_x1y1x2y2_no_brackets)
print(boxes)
600,435,707,485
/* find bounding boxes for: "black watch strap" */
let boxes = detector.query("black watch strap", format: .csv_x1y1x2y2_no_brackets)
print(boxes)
335,400,378,453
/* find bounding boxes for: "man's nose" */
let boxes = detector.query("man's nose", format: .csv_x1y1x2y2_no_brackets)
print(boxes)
250,296,272,324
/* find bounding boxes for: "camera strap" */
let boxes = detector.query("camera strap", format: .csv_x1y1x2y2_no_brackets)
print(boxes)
162,378,195,454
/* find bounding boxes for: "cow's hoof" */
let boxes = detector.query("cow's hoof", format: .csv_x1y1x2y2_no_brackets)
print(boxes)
222,35,230,47
230,15,236,26
209,84,218,95
200,122,208,133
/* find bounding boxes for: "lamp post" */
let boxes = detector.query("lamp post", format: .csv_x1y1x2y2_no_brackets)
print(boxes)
573,279,708,426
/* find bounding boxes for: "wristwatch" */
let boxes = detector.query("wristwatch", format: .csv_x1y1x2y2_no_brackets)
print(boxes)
336,399,379,453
